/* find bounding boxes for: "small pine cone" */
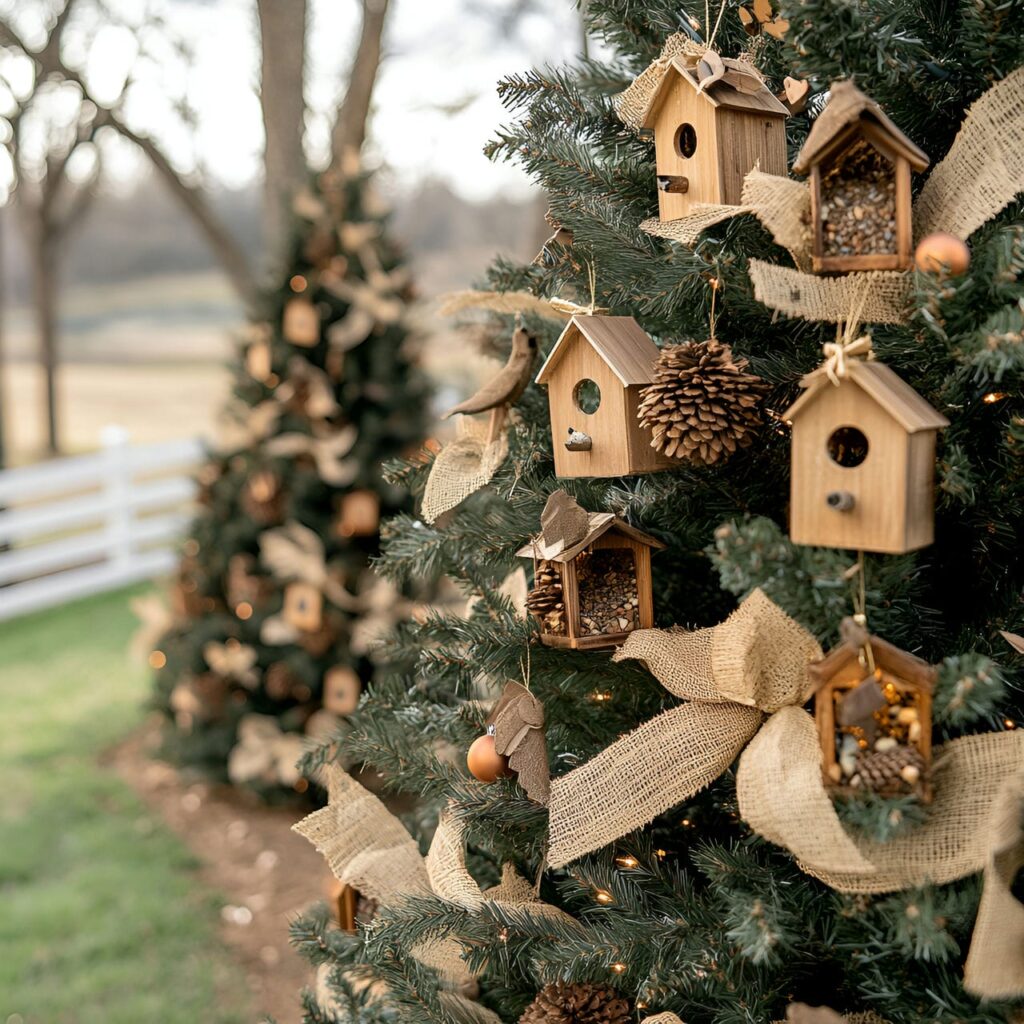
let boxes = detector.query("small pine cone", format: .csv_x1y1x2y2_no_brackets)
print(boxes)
637,339,770,465
518,982,631,1024
852,744,926,795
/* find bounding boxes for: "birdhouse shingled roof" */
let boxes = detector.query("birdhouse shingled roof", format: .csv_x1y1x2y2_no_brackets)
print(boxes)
808,632,937,696
639,57,789,127
784,360,949,434
536,315,662,388
793,79,929,174
516,511,665,563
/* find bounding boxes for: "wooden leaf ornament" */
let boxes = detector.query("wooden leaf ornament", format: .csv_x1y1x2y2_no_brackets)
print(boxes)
1000,630,1024,655
738,0,789,39
490,681,550,805
696,49,726,92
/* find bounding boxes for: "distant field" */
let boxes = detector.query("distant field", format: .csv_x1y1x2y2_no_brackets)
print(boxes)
2,272,238,463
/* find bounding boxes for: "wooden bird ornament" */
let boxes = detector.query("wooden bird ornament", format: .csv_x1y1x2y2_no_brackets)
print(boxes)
443,318,538,442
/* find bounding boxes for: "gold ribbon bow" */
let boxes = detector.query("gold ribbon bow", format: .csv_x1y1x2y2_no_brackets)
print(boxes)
544,589,1024,999
821,333,873,386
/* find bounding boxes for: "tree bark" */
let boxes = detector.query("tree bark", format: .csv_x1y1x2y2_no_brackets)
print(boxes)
257,0,308,280
30,221,59,455
329,0,391,168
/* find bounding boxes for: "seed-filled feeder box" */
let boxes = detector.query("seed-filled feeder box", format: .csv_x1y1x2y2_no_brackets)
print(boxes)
519,490,663,649
809,620,936,802
784,359,948,554
793,80,929,273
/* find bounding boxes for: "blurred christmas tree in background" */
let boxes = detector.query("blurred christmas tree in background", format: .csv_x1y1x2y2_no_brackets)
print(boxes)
148,162,431,796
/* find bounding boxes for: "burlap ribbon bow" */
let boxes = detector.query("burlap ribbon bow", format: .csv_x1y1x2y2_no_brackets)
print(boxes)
821,334,873,386
544,589,1024,998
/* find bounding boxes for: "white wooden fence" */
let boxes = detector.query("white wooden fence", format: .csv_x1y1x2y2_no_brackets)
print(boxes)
0,427,203,621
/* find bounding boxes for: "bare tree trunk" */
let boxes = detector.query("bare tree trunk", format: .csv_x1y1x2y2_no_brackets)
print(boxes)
329,0,390,167
257,0,308,279
31,223,58,455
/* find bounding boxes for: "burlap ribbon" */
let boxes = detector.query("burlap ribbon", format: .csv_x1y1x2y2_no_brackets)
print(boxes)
296,765,579,1021
543,589,1024,998
821,334,873,386
422,416,510,524
635,69,1024,326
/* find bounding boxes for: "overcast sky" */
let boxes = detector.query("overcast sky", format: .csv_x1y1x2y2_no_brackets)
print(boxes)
26,0,585,201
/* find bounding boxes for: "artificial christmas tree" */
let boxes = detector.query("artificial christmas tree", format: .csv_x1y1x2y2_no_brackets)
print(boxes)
148,165,430,794
291,1,1023,1020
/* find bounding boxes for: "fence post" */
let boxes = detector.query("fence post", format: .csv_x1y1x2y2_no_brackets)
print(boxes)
101,424,133,573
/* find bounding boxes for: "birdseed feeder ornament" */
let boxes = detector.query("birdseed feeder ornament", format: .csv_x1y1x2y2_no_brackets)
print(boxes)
784,333,948,554
518,490,664,649
793,79,929,274
810,617,936,802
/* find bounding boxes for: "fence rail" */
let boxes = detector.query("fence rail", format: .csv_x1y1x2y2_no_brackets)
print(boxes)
0,427,203,621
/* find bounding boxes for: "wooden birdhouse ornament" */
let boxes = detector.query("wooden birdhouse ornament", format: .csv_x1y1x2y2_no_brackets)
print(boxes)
784,339,948,554
793,80,929,273
518,490,664,650
535,315,676,478
282,581,323,632
322,664,361,716
810,618,936,802
634,51,788,222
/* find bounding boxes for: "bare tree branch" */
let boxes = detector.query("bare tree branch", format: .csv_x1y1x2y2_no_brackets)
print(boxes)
257,0,308,279
329,0,390,168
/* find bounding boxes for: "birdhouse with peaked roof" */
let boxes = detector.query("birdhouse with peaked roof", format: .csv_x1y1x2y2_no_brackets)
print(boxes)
518,490,664,650
785,358,948,554
793,80,929,273
635,54,789,222
536,315,676,478
810,620,936,802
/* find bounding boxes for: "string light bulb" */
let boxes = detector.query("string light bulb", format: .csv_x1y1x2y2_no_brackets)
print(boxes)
236,602,253,620
1005,718,1017,730
610,962,627,974
589,690,614,703
594,889,614,905
614,854,639,869
289,274,308,292
983,392,1008,404
148,650,167,670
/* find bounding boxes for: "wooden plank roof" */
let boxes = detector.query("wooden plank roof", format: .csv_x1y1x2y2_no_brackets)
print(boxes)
794,79,929,174
535,315,663,388
516,512,665,563
641,59,789,128
809,633,937,695
784,360,949,434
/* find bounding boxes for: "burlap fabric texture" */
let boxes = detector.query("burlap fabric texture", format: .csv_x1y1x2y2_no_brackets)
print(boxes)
294,765,501,1023
542,589,1024,999
630,68,1024,325
422,415,510,524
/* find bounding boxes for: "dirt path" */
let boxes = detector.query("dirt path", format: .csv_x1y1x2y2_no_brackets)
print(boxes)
107,724,328,1024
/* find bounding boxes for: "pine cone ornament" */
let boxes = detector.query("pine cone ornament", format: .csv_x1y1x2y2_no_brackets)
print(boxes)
851,743,926,795
519,982,631,1024
526,562,566,634
637,340,769,464
527,562,564,614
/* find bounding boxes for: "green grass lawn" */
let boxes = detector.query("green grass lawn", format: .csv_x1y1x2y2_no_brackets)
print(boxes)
0,587,252,1024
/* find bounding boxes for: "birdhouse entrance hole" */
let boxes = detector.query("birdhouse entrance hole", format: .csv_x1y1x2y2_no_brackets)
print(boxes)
573,378,602,414
821,140,896,259
826,425,869,467
576,548,639,639
674,122,697,159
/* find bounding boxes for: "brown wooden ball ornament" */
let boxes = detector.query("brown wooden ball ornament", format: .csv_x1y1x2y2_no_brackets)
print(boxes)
466,726,511,783
914,232,971,276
